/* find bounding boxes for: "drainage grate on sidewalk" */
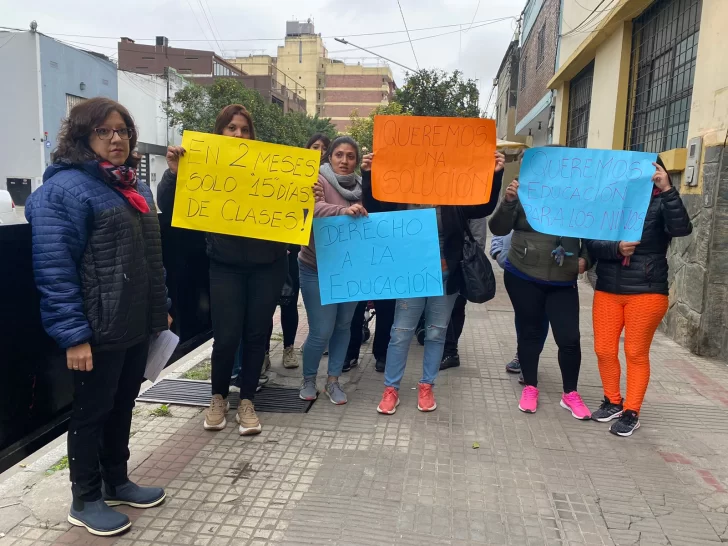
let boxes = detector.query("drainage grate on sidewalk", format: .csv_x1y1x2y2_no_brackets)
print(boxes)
137,378,314,413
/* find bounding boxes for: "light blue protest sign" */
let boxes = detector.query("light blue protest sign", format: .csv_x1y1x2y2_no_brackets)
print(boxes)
313,209,444,305
517,147,658,241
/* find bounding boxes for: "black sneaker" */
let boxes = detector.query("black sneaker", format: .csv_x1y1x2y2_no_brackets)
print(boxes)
375,359,386,373
440,355,460,370
342,359,358,373
591,397,624,423
610,410,640,437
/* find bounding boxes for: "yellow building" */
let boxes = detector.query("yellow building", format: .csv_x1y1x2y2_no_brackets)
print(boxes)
230,21,395,131
548,0,728,359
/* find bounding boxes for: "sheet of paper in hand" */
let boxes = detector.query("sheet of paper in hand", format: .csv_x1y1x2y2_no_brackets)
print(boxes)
171,130,320,245
517,147,657,242
313,209,444,305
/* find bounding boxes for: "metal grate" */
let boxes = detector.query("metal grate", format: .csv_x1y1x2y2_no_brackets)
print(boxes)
626,0,702,153
137,379,315,413
65,94,86,116
566,62,594,148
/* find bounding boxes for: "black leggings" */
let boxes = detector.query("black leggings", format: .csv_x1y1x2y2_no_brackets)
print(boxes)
443,295,467,357
266,246,300,351
504,271,581,393
346,299,396,362
68,340,148,501
210,257,287,400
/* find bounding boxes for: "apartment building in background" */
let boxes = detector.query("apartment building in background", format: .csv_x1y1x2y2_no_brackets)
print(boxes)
546,0,728,362
230,21,395,132
117,37,306,113
494,39,522,142
515,0,561,146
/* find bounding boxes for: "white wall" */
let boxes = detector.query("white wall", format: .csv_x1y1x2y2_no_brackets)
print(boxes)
118,71,169,147
0,32,43,191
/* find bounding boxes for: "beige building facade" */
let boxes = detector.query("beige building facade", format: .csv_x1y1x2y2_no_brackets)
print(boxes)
231,21,395,131
548,0,728,361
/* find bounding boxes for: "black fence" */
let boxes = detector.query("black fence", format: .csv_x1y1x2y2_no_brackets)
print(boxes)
0,215,211,474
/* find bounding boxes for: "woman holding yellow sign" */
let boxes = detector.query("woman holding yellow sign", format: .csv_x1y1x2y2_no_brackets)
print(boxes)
159,104,287,437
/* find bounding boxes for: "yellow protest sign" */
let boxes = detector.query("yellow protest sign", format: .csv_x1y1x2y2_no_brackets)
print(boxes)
171,131,319,245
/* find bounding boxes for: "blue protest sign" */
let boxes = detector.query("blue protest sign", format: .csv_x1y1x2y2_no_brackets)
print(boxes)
313,209,444,304
517,147,657,241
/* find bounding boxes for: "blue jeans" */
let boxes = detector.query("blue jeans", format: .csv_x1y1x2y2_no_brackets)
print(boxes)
384,286,459,390
299,262,358,378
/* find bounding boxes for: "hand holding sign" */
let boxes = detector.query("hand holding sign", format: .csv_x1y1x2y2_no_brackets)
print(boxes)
314,209,443,304
372,116,496,206
171,131,320,245
517,147,657,242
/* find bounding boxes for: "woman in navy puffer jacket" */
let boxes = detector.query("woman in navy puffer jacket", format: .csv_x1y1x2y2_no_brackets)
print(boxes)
25,98,169,537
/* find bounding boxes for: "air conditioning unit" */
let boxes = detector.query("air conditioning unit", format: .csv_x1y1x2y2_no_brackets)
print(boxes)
156,36,169,47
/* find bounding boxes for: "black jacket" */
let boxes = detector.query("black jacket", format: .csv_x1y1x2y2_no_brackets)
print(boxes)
25,162,168,350
586,187,692,295
157,169,287,267
362,169,503,295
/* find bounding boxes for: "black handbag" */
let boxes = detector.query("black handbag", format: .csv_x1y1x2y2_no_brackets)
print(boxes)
457,209,496,303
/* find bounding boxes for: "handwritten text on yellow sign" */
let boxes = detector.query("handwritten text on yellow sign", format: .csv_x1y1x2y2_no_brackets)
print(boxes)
171,131,319,245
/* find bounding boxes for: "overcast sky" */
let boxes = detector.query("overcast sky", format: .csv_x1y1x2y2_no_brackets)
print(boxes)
2,0,524,113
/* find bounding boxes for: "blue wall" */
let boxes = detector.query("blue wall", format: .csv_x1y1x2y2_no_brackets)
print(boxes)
38,35,118,167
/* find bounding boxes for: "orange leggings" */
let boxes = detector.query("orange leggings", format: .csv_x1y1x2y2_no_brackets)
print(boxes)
593,291,668,414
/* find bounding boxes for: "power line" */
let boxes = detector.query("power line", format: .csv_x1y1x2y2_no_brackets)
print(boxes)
396,0,420,71
466,0,482,33
561,0,616,37
37,17,516,42
196,0,223,53
184,0,217,51
330,17,514,54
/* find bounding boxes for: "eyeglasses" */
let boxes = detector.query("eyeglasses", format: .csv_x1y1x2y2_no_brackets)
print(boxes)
93,127,134,140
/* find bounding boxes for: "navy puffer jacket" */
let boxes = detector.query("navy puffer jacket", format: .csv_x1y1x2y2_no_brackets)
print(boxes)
25,161,169,350
586,187,692,295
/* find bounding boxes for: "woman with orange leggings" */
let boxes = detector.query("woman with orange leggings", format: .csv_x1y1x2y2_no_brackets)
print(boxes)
587,159,691,436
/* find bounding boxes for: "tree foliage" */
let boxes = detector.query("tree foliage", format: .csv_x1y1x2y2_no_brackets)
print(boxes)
394,69,480,118
347,102,410,152
164,79,337,147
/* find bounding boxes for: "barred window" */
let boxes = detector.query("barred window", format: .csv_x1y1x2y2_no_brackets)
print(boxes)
66,94,86,116
520,53,528,89
566,62,594,149
626,0,702,152
537,24,546,66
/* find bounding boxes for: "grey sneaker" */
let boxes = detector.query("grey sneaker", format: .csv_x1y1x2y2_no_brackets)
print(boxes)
283,346,299,369
299,377,318,401
325,381,347,405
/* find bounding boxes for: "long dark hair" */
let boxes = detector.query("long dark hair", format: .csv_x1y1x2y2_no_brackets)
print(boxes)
325,136,361,164
305,133,331,150
213,104,256,139
53,97,139,168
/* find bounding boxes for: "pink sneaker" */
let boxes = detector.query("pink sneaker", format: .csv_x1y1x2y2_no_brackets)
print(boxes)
560,391,591,420
518,386,539,413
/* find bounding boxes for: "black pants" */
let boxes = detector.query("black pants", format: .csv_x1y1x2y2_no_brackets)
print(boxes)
266,246,300,351
68,339,149,502
443,295,467,357
210,257,287,400
504,271,581,392
346,299,396,362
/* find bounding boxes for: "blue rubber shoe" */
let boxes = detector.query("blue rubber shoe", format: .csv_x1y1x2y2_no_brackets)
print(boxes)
103,480,166,509
68,499,131,536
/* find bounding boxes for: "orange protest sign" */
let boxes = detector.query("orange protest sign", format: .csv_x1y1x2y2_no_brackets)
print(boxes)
372,116,496,205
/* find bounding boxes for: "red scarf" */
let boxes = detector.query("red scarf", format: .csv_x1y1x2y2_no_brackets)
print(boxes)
99,161,150,214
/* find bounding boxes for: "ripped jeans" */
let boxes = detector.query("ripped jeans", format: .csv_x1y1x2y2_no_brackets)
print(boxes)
384,284,459,390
